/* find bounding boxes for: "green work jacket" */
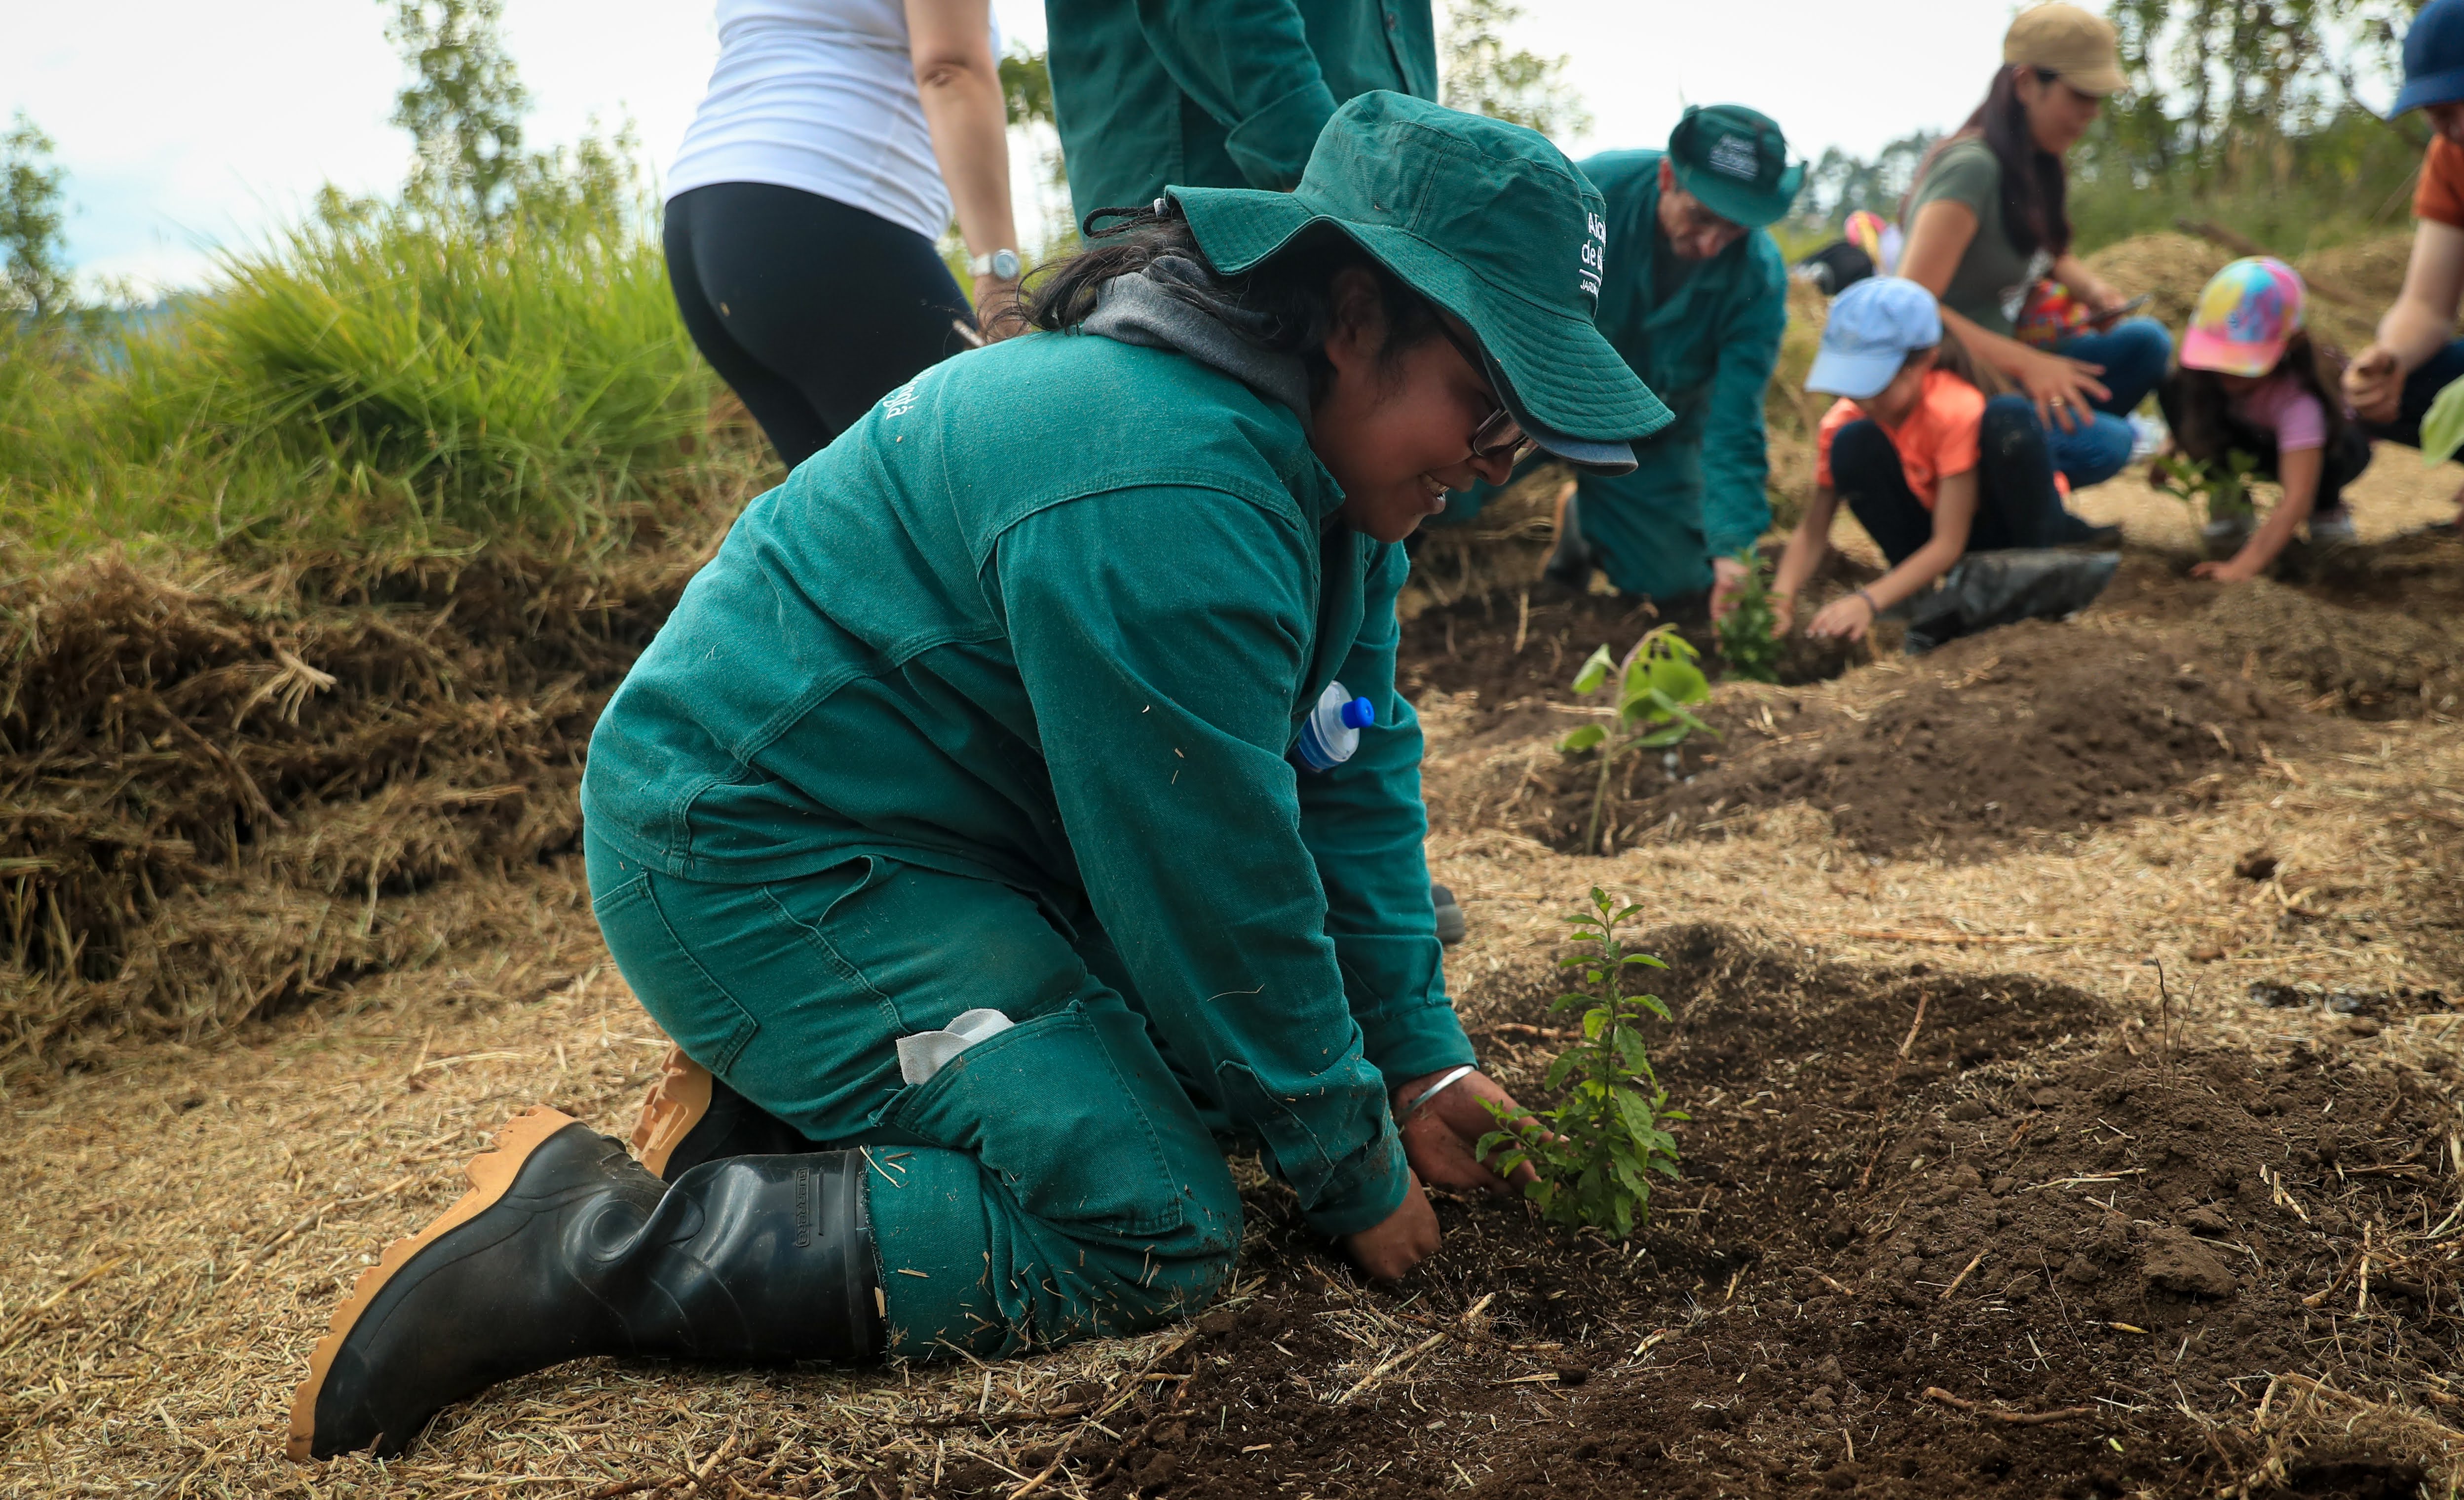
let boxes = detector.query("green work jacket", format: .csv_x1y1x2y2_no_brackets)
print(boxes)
1454,150,1786,598
581,331,1469,1238
1046,0,1436,226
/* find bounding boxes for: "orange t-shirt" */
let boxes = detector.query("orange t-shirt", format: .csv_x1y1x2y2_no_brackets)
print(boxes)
2418,136,2464,229
1813,368,1984,511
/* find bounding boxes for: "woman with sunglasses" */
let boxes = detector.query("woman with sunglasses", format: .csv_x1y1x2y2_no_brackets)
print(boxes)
287,92,1670,1463
1898,3,2170,497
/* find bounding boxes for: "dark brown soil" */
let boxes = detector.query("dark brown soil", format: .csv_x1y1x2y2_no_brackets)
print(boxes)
1403,532,2464,859
1550,621,2297,859
1398,550,1875,737
924,928,2464,1500
1666,621,2288,857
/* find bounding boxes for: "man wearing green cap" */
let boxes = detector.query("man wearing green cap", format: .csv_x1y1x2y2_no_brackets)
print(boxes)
286,92,1671,1463
1044,0,1436,228
1444,104,1800,610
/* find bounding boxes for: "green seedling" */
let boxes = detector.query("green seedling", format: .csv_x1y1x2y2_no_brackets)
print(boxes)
2424,373,2464,467
2148,448,2260,522
1713,549,1783,685
1559,624,1715,853
1476,888,1686,1240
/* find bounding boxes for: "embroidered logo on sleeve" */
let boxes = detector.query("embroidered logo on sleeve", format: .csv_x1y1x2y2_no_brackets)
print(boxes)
1579,210,1607,302
882,379,921,419
1707,133,1760,181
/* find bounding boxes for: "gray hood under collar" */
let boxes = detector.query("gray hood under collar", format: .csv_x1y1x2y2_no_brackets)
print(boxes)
1079,256,1314,431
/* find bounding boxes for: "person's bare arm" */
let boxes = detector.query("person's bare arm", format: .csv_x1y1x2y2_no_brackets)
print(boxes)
1901,199,2108,430
1769,483,1842,637
2348,220,2464,423
2050,251,2122,313
1806,467,1977,641
906,0,1024,336
2195,445,2323,583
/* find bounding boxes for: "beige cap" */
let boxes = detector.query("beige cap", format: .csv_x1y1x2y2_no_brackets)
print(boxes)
2004,3,2126,96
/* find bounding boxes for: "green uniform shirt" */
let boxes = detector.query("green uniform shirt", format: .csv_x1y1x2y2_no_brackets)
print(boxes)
1907,136,2052,339
581,331,1471,1238
1446,150,1784,597
1046,0,1437,225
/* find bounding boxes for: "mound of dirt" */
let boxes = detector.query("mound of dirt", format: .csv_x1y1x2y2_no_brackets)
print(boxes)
1564,621,2295,858
0,546,698,1069
932,927,2464,1500
2198,571,2464,714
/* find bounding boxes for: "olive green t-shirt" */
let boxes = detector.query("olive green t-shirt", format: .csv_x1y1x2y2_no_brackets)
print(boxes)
1907,136,2054,339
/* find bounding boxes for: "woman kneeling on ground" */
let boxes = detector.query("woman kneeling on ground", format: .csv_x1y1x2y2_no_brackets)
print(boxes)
1898,2,2171,494
1771,277,2106,645
286,92,1667,1463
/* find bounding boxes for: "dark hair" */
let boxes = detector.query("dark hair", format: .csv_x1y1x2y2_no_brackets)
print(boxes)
1911,65,2072,259
2168,331,2351,464
1883,337,2004,401
1000,200,1442,399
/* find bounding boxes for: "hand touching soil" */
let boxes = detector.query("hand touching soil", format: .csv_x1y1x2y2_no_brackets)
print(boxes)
1341,1071,1544,1279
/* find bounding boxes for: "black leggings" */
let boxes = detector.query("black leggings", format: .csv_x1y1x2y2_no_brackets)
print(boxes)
665,183,978,469
1832,394,2077,566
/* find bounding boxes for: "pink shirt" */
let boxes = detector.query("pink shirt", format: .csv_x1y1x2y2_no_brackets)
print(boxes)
2227,374,2326,454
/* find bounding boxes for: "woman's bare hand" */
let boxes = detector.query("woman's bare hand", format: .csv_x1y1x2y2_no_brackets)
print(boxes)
1392,1069,1546,1199
1340,1175,1440,1279
2013,345,2111,432
2345,344,2405,425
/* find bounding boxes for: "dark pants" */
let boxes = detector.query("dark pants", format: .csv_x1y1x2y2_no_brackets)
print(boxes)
1831,394,2074,567
2155,376,2374,514
664,183,979,469
2361,337,2464,451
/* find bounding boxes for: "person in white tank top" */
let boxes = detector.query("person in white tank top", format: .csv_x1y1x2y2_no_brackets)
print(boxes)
662,0,1023,467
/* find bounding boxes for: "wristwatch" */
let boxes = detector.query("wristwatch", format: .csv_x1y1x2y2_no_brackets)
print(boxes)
968,248,1023,280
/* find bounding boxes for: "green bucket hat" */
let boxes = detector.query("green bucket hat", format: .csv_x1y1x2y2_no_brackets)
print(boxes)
1667,104,1804,230
1169,90,1671,474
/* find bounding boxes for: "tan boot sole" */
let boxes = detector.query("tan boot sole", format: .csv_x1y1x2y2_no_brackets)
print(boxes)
285,1106,579,1463
628,1045,711,1179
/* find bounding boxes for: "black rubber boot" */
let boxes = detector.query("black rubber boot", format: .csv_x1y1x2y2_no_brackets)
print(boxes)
632,1045,821,1180
1431,883,1467,947
289,1108,881,1462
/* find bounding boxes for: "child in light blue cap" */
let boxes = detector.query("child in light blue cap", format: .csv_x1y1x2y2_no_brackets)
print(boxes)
1769,276,2117,648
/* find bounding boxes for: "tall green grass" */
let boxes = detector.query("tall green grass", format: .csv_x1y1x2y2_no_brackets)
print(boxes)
0,171,746,558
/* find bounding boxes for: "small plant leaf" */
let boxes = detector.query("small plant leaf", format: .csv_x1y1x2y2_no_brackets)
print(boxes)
1557,722,1607,753
1571,643,1617,695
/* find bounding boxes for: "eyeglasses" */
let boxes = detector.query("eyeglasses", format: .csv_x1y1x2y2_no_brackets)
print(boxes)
1436,319,1537,465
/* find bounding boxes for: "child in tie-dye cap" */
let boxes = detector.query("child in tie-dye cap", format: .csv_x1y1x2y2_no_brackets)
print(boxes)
2156,257,2373,581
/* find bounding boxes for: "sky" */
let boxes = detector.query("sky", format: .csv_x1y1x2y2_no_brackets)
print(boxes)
0,0,2348,297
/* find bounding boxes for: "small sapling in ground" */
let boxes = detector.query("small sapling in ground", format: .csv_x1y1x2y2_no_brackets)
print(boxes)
1477,887,1685,1240
1559,624,1715,851
2149,449,2260,528
1713,550,1783,684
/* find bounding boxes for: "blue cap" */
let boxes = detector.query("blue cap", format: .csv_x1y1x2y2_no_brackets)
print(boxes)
1341,696,1375,730
1805,276,1944,400
2396,0,2464,115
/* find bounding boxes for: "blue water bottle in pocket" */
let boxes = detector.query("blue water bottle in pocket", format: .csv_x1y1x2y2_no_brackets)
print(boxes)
1292,681,1375,772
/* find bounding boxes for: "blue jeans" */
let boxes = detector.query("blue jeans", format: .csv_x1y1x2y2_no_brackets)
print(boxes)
2362,337,2464,449
2041,317,2173,488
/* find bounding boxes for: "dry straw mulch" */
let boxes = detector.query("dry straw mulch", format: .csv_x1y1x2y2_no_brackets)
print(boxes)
0,539,714,1074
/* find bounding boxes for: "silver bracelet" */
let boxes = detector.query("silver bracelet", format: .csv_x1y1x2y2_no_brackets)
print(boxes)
1401,1065,1477,1123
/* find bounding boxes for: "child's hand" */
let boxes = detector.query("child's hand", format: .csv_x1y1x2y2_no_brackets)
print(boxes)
1807,594,1875,642
2191,556,2262,584
1771,592,1796,639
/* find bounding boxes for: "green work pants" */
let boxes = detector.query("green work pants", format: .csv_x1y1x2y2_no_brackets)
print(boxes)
583,830,1243,1358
